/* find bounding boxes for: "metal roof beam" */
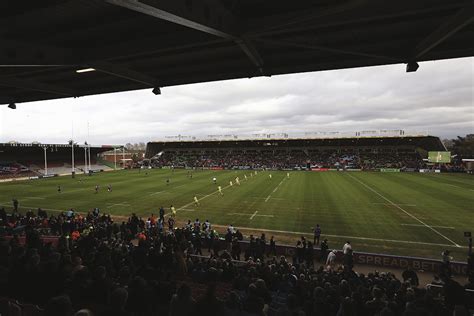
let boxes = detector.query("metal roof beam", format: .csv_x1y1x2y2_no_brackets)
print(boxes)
413,4,474,59
106,0,236,39
90,61,159,87
105,0,264,71
0,77,79,97
0,39,161,88
257,38,402,62
0,39,75,67
253,0,367,35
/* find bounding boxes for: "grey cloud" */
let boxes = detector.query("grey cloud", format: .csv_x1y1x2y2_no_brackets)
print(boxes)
0,57,472,144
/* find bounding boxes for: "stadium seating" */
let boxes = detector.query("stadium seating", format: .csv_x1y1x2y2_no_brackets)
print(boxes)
152,149,425,170
1,209,473,315
146,136,454,171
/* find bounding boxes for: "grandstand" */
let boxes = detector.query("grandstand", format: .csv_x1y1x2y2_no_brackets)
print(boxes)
0,143,114,179
146,132,446,171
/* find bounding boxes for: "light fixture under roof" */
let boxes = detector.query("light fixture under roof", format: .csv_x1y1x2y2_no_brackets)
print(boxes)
152,87,161,95
76,68,96,73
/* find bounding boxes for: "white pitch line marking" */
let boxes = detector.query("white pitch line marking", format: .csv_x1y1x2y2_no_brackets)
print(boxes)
149,191,166,196
250,211,258,220
24,197,45,200
107,202,130,207
372,202,416,207
180,208,196,212
207,223,466,249
265,177,286,202
347,173,461,247
229,212,275,219
401,223,455,229
165,182,235,216
445,184,462,189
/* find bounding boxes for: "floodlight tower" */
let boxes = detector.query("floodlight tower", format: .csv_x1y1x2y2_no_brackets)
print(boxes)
122,147,125,169
84,142,88,174
71,140,75,178
42,146,48,176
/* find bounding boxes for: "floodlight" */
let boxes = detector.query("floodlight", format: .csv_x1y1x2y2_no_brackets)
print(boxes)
406,61,419,73
76,68,96,73
8,103,16,109
152,87,161,95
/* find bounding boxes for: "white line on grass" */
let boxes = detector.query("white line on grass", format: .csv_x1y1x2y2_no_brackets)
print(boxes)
149,191,166,196
250,211,258,220
445,184,462,189
228,212,275,219
207,223,465,249
166,182,235,216
107,203,130,207
371,202,416,207
24,197,45,200
346,173,461,248
265,177,286,202
401,223,455,229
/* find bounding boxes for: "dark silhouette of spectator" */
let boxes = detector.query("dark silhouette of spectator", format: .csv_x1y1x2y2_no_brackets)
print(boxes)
195,283,225,316
243,283,265,315
44,295,73,316
169,283,196,316
402,267,419,287
320,238,329,262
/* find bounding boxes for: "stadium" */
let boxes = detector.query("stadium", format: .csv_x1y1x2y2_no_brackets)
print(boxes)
1,1,474,315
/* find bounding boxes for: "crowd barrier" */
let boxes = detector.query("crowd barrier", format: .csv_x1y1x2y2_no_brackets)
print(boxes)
230,240,468,275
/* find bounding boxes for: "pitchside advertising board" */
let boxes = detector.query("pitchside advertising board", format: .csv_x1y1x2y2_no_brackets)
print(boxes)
380,168,400,172
238,241,468,275
428,151,451,163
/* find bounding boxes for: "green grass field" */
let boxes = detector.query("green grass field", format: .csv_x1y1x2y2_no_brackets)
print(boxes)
1,169,473,259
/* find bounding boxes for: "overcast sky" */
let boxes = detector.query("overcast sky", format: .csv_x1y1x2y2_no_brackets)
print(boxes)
0,57,472,145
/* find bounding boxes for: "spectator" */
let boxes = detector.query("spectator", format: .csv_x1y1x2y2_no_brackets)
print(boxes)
342,241,352,254
402,267,419,287
326,250,337,270
313,224,321,245
103,287,130,316
243,283,265,315
169,284,196,316
44,295,73,316
224,291,242,316
320,239,329,262
195,283,225,316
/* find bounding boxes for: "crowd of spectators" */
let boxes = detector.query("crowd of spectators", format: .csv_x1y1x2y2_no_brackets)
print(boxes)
1,207,473,316
152,149,428,171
